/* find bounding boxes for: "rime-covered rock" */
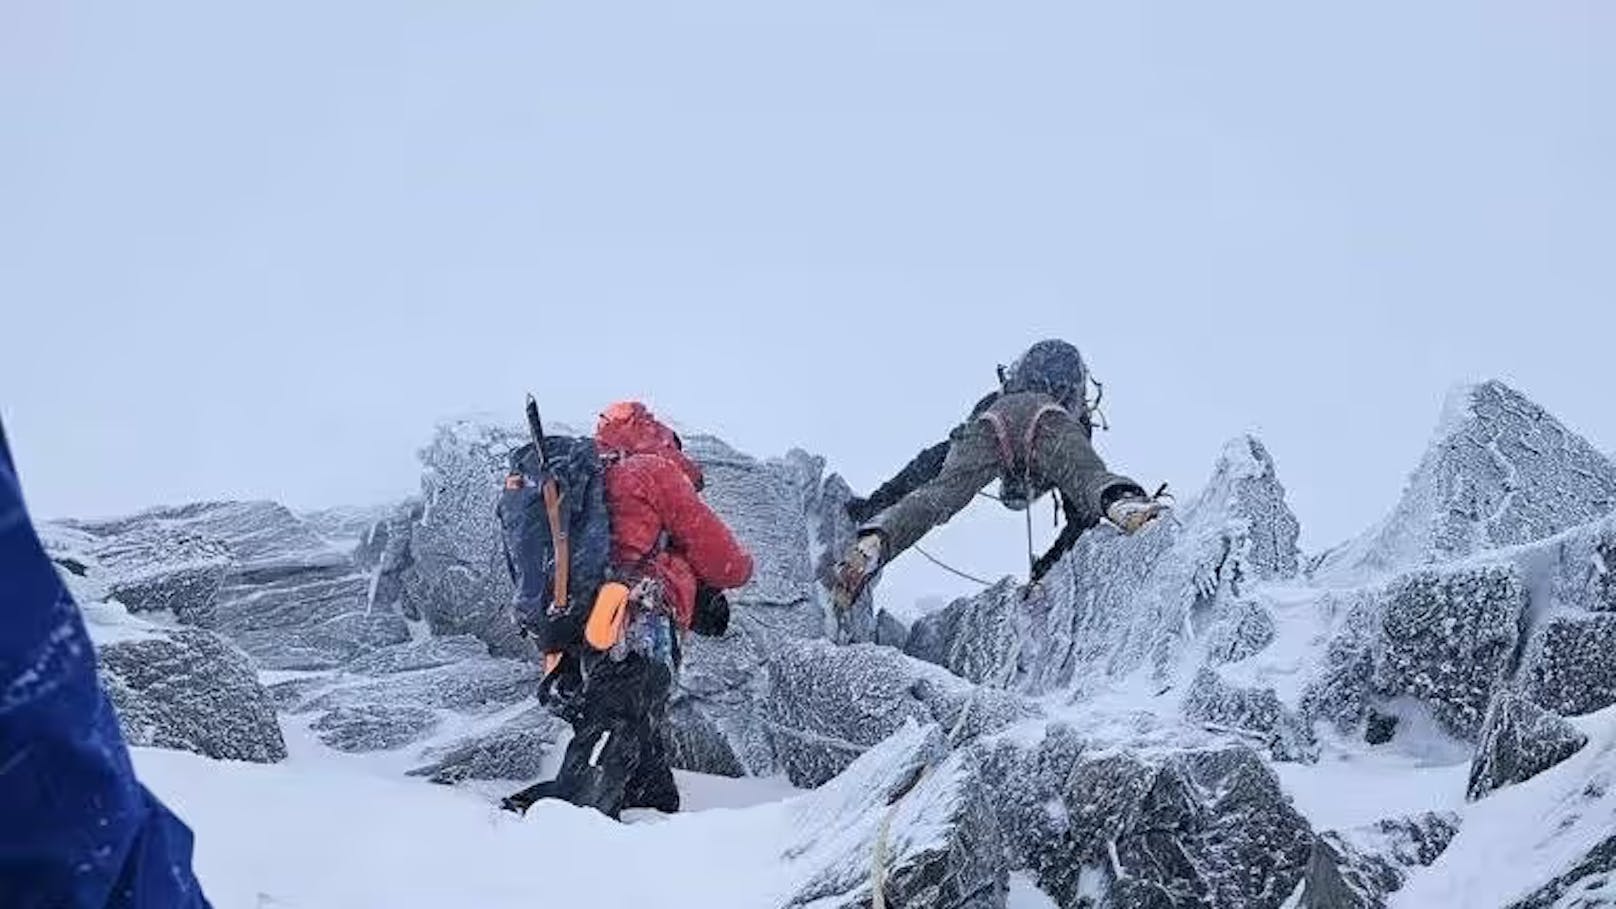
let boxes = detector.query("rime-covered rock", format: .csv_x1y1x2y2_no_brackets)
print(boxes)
99,626,287,763
1299,812,1460,909
1182,668,1316,763
904,435,1301,696
874,608,910,649
1468,690,1588,800
311,703,441,752
1204,599,1278,665
407,707,569,783
1509,516,1616,717
279,653,540,754
292,656,539,717
904,580,1022,688
1522,613,1616,718
664,623,781,777
1504,834,1616,909
1316,381,1616,584
298,504,397,550
343,635,489,675
766,639,1034,788
51,500,411,670
397,420,533,658
780,722,1006,909
973,725,1314,909
1304,564,1526,739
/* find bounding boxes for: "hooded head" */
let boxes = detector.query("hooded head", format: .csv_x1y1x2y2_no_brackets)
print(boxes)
1002,339,1088,412
595,401,704,489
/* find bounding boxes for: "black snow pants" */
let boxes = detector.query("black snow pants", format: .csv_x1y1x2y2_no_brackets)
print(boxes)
552,651,677,819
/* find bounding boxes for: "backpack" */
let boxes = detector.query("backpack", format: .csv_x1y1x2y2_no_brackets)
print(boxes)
496,433,613,653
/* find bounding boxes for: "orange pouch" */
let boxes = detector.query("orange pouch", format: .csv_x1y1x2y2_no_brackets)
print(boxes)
584,581,632,651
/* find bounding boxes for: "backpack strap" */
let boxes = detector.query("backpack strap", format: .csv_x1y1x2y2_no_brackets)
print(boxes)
979,402,1068,476
1022,403,1067,461
979,410,1017,471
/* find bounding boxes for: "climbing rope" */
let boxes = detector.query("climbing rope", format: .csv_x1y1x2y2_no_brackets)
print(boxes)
911,544,996,588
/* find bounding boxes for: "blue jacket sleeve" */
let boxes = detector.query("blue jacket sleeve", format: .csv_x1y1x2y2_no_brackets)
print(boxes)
0,419,210,908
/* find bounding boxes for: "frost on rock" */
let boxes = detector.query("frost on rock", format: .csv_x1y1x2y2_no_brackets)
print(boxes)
1303,565,1526,740
665,622,782,777
1467,689,1588,801
99,626,287,763
766,639,1034,788
310,704,441,753
51,500,412,670
1505,835,1616,909
397,419,533,658
282,649,540,753
973,724,1314,909
1298,812,1460,909
903,580,1022,688
1203,599,1278,665
1522,614,1616,717
343,634,489,675
1514,515,1616,717
407,707,569,784
1315,381,1616,584
905,434,1301,697
781,722,1006,909
1182,667,1317,763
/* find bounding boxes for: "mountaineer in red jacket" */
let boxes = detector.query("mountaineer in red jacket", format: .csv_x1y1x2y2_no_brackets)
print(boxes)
547,401,753,818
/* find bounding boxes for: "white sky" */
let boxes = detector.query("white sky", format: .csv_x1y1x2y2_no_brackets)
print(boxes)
3,1,1612,611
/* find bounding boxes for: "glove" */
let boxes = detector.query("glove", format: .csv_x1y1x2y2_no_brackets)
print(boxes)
1106,495,1170,535
515,604,586,654
691,585,731,637
832,533,884,610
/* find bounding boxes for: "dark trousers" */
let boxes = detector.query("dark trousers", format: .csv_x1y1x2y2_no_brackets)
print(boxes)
552,652,677,819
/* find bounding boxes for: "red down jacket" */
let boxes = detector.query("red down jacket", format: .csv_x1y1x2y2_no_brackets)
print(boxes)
595,401,753,629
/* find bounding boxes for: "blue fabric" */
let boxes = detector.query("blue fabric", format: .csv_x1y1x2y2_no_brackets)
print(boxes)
497,436,612,628
0,420,210,908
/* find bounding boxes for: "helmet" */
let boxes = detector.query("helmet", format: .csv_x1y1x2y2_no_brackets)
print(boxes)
1003,339,1088,411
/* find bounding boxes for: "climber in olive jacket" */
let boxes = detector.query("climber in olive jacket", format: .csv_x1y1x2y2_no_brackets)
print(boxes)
834,339,1169,606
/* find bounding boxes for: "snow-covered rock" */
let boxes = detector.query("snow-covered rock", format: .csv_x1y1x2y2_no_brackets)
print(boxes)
100,625,287,763
1504,835,1616,909
50,500,411,670
765,639,1034,788
407,707,568,784
282,652,540,753
1299,812,1460,909
1304,564,1526,740
1467,690,1588,801
1183,667,1317,763
905,435,1303,696
780,721,1006,909
394,419,533,658
1316,381,1616,584
974,723,1315,909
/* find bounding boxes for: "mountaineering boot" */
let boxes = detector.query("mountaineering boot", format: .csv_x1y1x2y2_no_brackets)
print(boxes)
832,533,884,609
1106,494,1170,535
500,780,560,815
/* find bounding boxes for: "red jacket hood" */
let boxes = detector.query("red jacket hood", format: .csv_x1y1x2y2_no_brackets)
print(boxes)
595,401,704,489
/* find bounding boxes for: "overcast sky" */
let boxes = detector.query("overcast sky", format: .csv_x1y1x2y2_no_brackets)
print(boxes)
3,1,1612,612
